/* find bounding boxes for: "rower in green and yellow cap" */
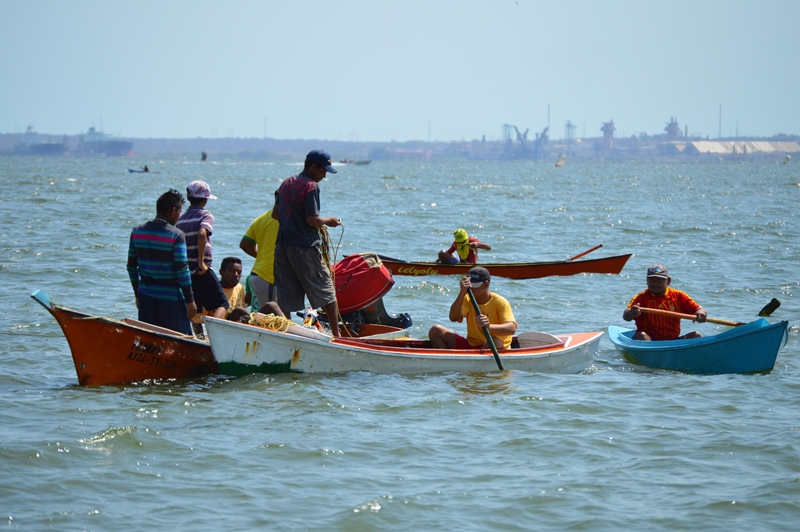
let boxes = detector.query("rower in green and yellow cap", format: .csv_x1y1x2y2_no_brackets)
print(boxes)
436,228,492,264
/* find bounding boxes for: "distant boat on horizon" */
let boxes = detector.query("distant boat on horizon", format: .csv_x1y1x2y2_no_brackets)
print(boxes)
13,126,67,156
127,166,158,173
78,127,133,157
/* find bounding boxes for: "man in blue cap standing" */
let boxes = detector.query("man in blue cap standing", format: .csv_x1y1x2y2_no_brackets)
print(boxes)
271,149,343,336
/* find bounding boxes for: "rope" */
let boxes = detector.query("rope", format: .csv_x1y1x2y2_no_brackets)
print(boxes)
318,224,343,268
319,224,354,336
248,312,292,332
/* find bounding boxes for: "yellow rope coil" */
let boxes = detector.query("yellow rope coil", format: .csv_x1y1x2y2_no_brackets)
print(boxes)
248,312,292,332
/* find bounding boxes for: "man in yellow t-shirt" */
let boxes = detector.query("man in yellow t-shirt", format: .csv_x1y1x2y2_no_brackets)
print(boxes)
239,209,279,310
219,257,247,313
191,256,249,329
428,266,517,350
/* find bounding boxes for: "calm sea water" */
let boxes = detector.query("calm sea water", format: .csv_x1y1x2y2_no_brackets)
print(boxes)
1,155,798,530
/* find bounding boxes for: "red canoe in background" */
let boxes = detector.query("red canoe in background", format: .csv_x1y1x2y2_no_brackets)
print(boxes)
377,253,632,280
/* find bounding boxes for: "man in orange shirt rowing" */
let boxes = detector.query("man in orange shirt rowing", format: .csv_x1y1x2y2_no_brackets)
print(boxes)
623,264,707,341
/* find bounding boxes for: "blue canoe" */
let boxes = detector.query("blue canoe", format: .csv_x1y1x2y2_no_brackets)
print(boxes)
608,318,789,374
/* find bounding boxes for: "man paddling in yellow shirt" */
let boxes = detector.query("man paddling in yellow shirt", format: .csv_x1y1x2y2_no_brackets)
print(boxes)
428,267,517,350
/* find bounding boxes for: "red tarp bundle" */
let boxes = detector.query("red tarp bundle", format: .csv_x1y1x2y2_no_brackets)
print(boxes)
333,253,395,313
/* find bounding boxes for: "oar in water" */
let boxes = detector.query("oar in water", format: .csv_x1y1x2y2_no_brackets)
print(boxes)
568,244,603,261
466,287,504,370
638,307,744,327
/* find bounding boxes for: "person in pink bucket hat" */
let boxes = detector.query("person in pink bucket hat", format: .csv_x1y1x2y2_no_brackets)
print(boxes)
176,180,228,336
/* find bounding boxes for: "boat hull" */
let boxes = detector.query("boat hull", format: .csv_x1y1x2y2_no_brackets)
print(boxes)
79,127,133,156
204,316,602,376
380,254,631,280
608,318,789,374
14,143,67,156
31,290,218,386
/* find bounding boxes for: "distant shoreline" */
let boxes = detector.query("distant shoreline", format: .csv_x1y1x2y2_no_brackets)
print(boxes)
1,132,798,162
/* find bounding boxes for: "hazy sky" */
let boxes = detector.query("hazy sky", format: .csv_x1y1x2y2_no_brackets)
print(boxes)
2,0,798,142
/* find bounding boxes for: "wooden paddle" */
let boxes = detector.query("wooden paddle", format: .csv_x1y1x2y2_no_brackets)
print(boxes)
568,244,603,261
758,298,781,317
466,287,504,370
638,307,744,327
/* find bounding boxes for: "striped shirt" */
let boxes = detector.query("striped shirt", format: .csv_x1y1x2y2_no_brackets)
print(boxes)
176,205,214,272
127,220,194,303
627,287,701,340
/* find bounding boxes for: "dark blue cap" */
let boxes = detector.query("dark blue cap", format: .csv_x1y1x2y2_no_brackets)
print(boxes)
646,264,670,279
305,149,337,173
467,266,491,287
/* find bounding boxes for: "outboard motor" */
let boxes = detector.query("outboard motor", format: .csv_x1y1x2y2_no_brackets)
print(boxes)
314,297,411,336
358,297,412,329
307,252,413,332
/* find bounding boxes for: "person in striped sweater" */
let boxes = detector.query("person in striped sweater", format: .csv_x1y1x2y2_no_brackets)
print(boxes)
127,189,197,335
623,264,707,341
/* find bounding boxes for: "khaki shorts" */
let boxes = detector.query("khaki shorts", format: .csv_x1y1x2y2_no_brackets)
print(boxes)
248,273,278,309
274,244,336,313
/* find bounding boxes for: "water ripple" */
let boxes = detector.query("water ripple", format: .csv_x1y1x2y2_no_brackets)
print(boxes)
1,157,799,529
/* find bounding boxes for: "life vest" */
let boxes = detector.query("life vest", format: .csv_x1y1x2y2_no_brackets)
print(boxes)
454,228,470,260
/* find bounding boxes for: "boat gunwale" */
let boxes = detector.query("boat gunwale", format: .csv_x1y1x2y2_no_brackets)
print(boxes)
380,253,632,269
36,295,209,348
333,335,596,357
205,317,603,359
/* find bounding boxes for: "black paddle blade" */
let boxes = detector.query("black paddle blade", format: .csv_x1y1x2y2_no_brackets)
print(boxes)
758,298,781,317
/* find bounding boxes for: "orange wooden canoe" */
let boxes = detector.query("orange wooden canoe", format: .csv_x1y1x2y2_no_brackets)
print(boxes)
378,253,632,280
31,290,218,386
